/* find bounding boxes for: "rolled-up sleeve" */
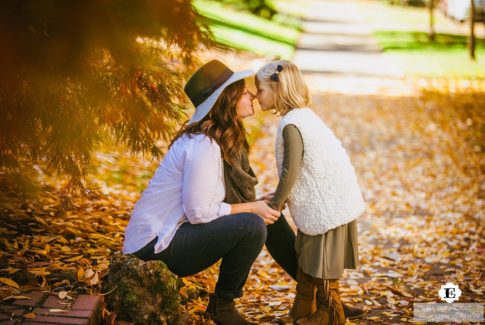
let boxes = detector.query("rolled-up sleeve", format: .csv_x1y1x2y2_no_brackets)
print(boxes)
182,137,231,224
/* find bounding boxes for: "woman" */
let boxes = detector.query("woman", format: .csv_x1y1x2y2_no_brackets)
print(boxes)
123,60,281,325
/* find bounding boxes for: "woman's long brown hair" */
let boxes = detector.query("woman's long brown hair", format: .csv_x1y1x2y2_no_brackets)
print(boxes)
170,79,249,166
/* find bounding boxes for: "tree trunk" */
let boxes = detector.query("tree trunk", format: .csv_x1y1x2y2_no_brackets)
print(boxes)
469,0,476,60
429,0,435,41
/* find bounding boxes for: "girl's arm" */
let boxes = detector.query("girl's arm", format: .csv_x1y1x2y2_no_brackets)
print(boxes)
270,124,304,211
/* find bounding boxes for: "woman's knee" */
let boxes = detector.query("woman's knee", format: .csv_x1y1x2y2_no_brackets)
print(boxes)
241,213,267,244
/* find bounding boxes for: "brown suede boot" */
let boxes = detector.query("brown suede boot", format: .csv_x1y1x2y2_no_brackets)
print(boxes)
328,280,345,325
296,279,346,325
296,303,330,325
290,268,317,322
205,293,256,325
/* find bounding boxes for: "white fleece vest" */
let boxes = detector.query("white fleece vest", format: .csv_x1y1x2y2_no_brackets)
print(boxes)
275,108,365,235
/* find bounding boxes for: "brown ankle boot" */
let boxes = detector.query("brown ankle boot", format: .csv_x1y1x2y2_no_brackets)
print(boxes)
205,293,256,325
296,279,346,325
290,268,317,322
295,303,330,325
328,280,345,324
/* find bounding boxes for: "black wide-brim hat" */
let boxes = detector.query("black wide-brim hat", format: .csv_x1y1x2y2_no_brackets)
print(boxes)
184,60,254,125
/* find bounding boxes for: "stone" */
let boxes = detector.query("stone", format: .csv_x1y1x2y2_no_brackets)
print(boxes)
103,252,183,324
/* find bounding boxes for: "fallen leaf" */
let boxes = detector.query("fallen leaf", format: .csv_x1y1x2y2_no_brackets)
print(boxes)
1,295,32,301
269,285,289,292
84,269,95,279
0,267,21,274
77,268,85,281
0,277,19,288
65,255,83,262
24,312,36,319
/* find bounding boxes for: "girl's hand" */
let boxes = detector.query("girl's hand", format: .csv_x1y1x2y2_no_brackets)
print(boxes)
251,200,280,225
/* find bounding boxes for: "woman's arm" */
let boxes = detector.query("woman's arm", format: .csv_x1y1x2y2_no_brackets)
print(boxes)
270,124,304,211
182,137,232,224
182,136,280,225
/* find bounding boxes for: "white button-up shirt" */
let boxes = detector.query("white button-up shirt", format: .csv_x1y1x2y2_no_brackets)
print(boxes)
123,133,232,254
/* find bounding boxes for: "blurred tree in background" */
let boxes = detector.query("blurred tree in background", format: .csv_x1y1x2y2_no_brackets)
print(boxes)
469,0,476,59
0,0,211,193
428,0,436,41
217,0,277,19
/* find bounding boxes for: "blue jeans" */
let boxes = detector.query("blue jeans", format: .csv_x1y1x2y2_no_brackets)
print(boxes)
134,212,298,299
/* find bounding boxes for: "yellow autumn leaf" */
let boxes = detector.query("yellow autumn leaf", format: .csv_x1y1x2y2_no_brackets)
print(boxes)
0,267,20,274
77,268,85,281
65,255,83,262
1,295,31,301
28,268,50,276
34,216,48,226
0,277,19,288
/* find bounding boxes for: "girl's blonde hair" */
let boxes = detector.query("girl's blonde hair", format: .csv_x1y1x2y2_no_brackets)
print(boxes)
256,60,311,115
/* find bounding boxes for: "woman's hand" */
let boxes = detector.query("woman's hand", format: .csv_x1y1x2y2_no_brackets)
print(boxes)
250,200,280,225
230,201,280,224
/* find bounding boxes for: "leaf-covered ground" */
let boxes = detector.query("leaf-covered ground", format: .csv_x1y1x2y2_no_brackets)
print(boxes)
0,63,484,324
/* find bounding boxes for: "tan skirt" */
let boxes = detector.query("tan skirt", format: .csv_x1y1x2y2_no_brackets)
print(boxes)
295,220,359,279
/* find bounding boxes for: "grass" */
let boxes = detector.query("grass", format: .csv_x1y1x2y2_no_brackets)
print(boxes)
374,30,485,51
357,0,455,27
270,0,309,18
194,0,301,59
374,30,485,77
355,0,485,77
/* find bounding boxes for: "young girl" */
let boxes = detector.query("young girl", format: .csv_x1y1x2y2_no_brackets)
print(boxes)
255,61,365,325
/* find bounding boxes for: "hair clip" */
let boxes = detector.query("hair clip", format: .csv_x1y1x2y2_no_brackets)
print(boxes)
270,64,284,82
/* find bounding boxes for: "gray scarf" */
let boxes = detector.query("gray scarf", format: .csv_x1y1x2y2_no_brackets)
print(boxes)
223,151,258,204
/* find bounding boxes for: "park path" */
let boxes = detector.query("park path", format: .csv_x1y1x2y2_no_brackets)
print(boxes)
293,0,403,78
290,0,415,99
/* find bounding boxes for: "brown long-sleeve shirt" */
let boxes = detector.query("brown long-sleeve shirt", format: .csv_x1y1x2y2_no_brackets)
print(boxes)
269,124,304,211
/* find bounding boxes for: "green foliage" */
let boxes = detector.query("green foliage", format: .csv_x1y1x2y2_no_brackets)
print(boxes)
195,0,300,59
373,31,485,77
0,0,211,192
374,30,485,51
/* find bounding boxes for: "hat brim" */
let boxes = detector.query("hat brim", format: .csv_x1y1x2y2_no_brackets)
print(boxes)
188,69,254,125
